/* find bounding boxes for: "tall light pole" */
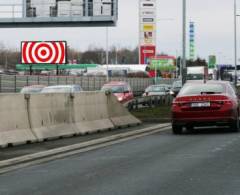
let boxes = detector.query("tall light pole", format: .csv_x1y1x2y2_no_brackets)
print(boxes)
234,0,238,86
182,0,187,84
106,27,109,82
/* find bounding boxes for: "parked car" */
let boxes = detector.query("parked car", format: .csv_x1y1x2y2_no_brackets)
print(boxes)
20,85,46,94
143,84,170,96
172,80,239,134
170,80,182,97
41,85,82,93
101,81,134,104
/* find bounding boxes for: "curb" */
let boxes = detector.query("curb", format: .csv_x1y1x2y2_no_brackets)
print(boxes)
139,118,171,123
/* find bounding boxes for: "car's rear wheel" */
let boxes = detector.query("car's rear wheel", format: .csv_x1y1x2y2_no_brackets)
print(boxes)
186,125,194,132
172,124,182,134
230,119,239,132
127,102,133,111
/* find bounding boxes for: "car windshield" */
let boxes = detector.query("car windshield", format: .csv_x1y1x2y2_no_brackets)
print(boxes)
179,84,225,96
41,87,72,93
20,87,43,94
102,85,125,93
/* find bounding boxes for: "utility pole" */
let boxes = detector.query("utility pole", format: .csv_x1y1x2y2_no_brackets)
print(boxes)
106,27,109,82
182,0,187,84
234,0,238,86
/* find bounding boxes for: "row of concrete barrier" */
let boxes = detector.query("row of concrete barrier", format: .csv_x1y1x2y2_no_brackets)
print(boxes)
0,92,141,148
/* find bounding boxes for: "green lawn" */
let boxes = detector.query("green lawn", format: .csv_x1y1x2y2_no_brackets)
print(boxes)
131,105,171,121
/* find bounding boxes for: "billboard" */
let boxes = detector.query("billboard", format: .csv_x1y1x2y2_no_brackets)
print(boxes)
150,57,176,71
140,45,156,64
0,0,118,27
21,41,67,64
139,0,156,64
189,22,195,60
208,55,216,69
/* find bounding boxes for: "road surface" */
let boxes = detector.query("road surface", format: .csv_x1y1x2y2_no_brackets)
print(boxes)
0,127,240,195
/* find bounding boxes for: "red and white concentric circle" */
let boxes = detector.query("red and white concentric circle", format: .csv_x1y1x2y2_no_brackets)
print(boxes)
21,41,66,64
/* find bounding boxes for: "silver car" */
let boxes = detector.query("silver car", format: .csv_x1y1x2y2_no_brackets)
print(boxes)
20,85,46,94
41,85,83,93
143,85,170,96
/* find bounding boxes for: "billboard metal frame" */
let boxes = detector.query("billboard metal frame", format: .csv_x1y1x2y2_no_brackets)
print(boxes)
0,0,118,28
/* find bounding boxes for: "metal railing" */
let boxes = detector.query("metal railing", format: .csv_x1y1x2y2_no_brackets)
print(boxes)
0,74,154,94
127,95,173,111
0,4,22,18
0,74,176,95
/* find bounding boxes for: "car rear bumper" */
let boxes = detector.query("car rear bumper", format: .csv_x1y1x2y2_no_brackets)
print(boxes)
172,109,237,127
172,118,235,127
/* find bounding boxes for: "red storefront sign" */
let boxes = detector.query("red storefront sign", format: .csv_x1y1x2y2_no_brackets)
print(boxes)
140,45,156,64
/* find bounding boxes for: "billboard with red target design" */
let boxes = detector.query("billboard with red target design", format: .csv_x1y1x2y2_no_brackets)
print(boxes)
21,41,67,64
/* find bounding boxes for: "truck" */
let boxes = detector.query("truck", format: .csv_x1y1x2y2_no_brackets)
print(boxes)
186,66,208,81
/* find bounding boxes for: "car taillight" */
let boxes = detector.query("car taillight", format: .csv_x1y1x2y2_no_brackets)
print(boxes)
172,102,178,106
215,101,224,105
172,102,183,108
224,100,233,106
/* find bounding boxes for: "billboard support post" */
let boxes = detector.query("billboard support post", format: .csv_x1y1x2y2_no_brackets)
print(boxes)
155,63,157,84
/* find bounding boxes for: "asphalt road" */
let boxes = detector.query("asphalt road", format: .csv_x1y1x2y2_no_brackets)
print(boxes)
1,127,240,195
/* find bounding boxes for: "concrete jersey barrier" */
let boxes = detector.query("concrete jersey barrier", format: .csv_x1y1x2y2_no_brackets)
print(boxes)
0,92,141,147
73,92,114,134
107,94,141,127
28,93,77,141
0,94,37,147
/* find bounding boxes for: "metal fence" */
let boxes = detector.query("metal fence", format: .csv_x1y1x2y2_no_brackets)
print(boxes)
0,74,176,95
128,95,173,111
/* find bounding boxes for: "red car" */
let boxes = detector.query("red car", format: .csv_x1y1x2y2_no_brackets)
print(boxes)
172,81,239,134
101,81,134,104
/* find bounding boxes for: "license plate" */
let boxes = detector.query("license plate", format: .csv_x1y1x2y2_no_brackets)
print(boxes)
191,102,210,108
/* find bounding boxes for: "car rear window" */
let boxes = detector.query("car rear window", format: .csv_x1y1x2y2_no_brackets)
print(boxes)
21,87,43,94
149,86,165,92
172,81,182,88
101,85,125,93
186,74,204,80
41,87,72,93
179,84,225,96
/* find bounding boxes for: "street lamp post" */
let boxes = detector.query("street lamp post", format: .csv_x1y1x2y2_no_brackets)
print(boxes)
234,0,238,86
182,0,187,84
106,27,109,82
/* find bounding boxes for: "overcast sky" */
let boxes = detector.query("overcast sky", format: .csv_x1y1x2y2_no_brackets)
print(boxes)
0,0,239,64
